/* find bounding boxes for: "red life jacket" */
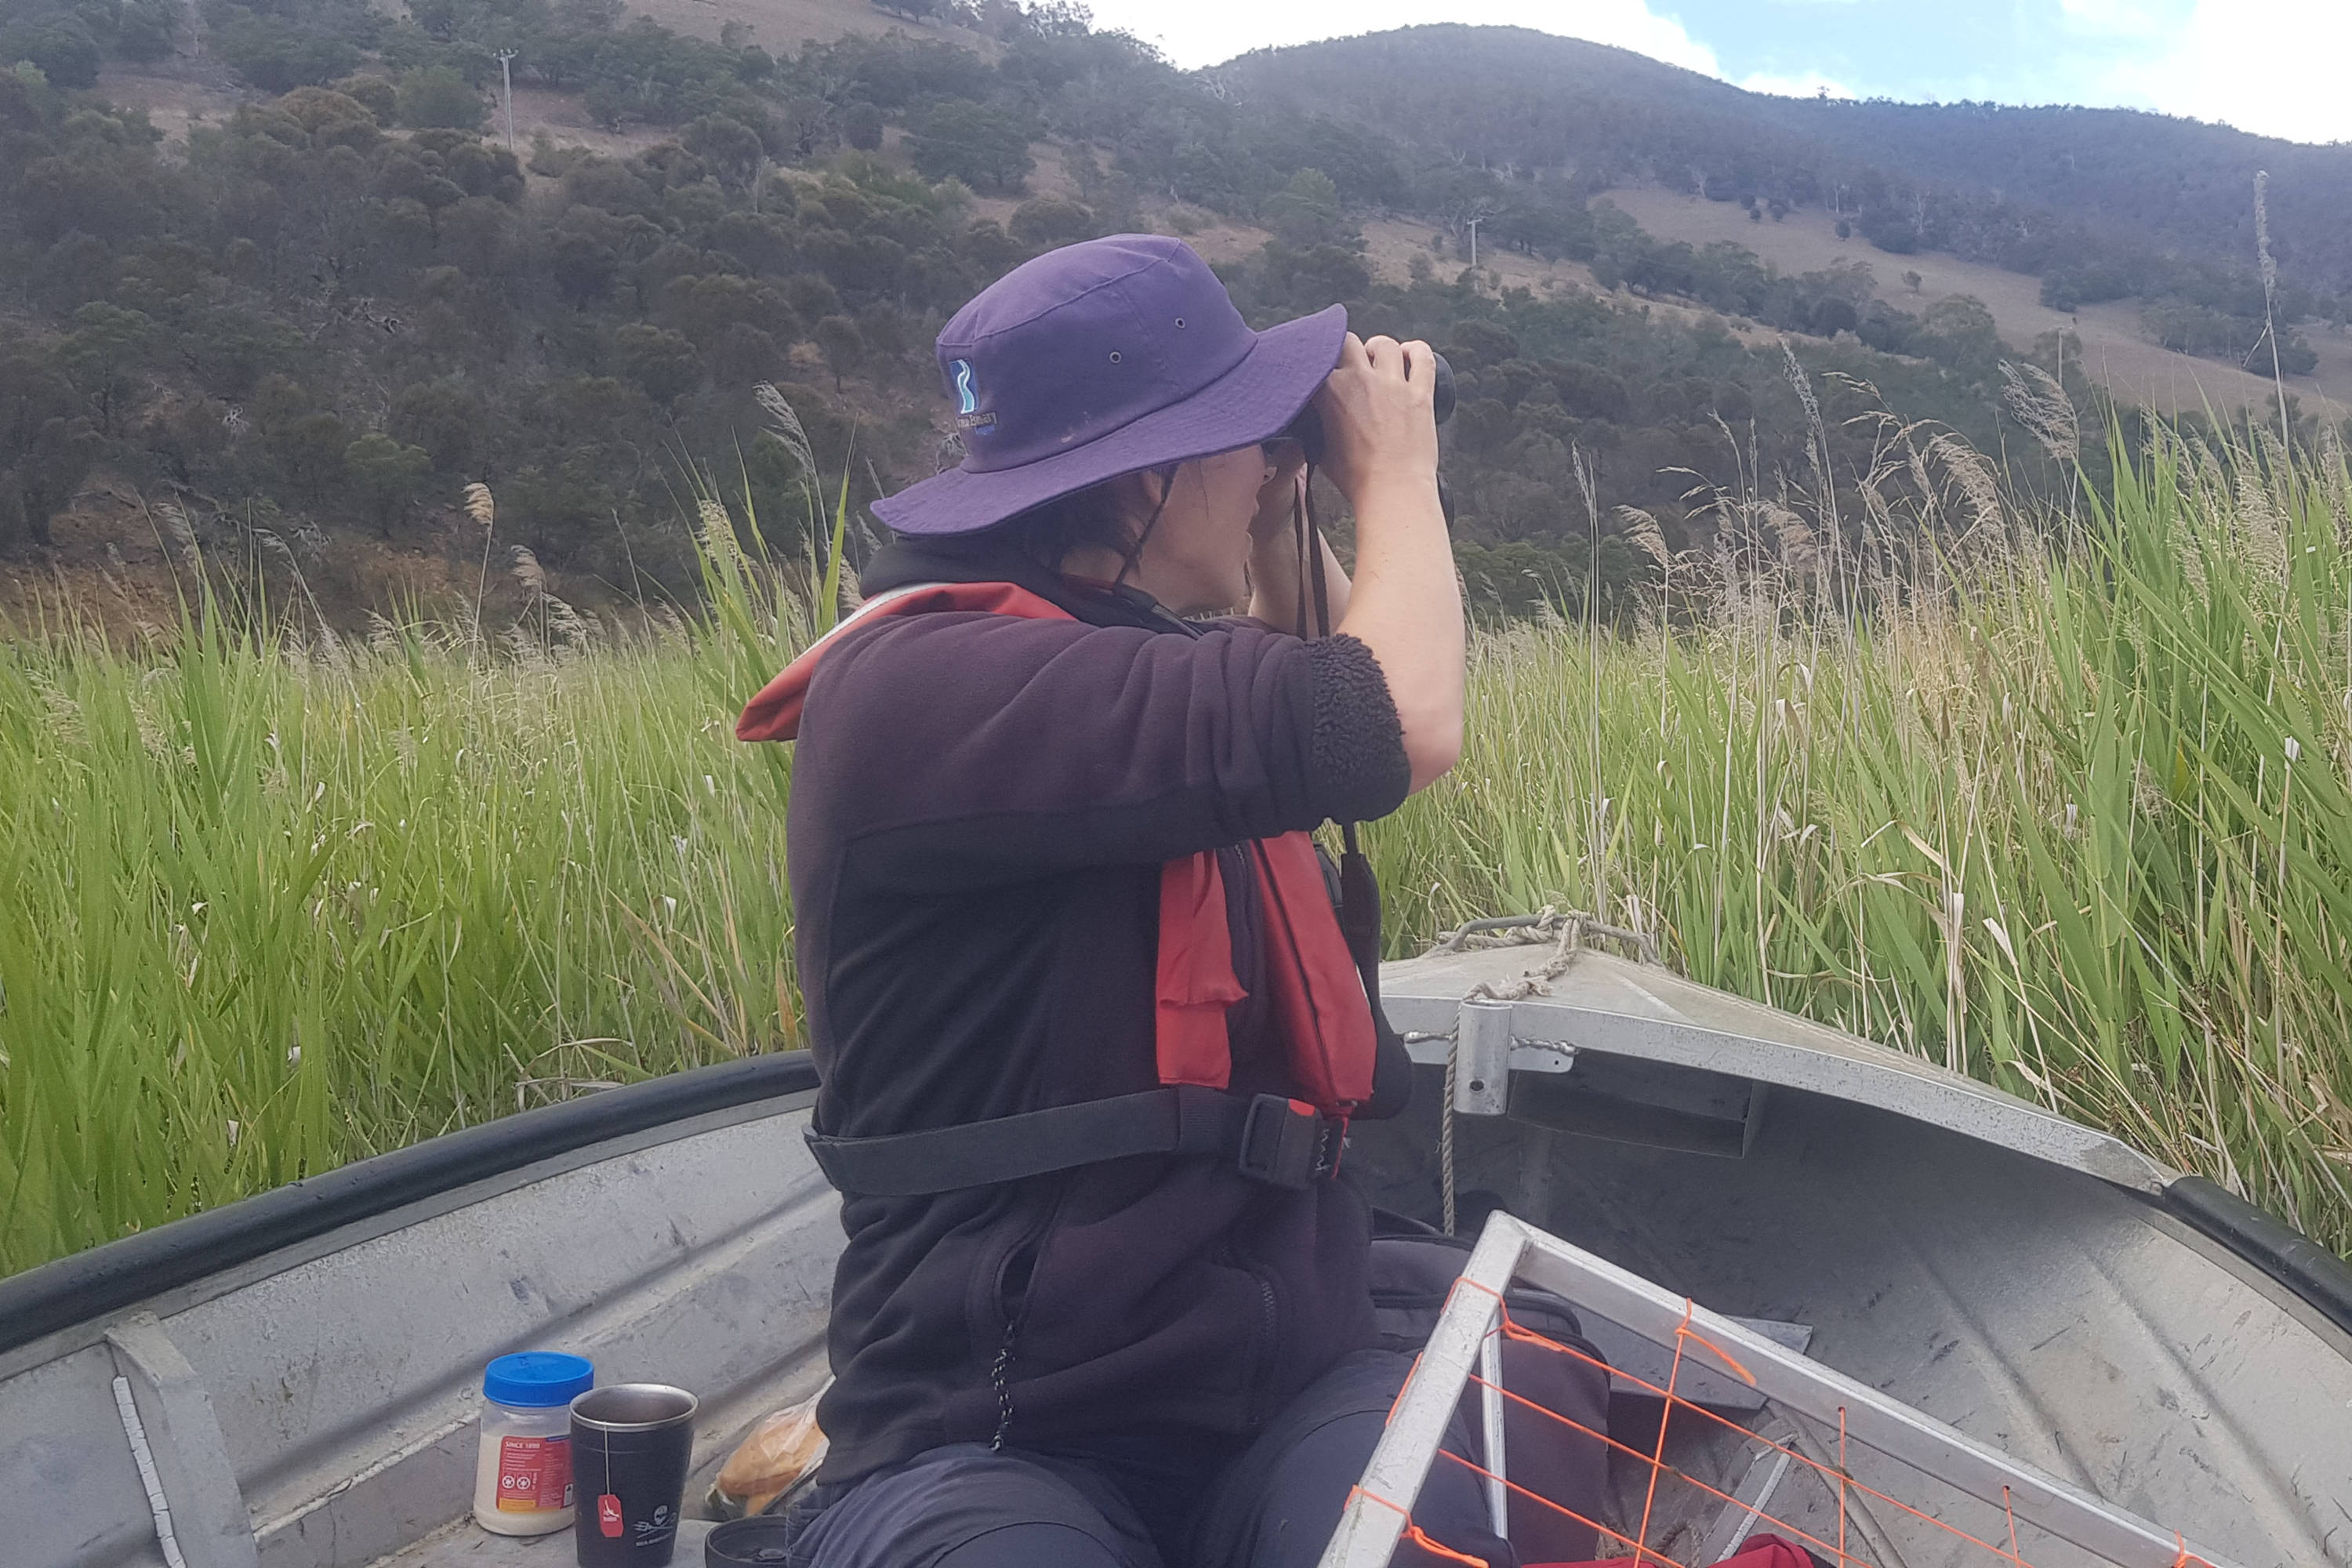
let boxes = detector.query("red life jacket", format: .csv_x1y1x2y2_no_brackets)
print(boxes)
736,580,1378,1114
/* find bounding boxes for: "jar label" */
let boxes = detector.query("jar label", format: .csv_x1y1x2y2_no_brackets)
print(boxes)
494,1433,574,1512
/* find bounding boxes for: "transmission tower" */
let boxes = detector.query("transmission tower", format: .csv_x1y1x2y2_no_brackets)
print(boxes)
495,49,519,153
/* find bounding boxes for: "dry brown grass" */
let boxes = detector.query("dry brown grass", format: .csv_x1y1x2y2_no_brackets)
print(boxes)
623,0,993,52
1601,186,2352,418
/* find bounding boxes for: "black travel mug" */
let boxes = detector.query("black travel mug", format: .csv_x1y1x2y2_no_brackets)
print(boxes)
705,1515,796,1566
571,1383,699,1566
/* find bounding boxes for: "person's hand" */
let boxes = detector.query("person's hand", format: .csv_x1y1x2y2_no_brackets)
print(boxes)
1311,333,1439,510
1248,437,1307,546
1322,332,1461,790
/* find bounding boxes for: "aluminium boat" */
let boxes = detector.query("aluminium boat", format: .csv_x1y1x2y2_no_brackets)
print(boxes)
2,938,2346,1567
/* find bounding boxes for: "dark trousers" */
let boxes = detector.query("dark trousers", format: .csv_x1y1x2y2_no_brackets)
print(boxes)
788,1348,1512,1568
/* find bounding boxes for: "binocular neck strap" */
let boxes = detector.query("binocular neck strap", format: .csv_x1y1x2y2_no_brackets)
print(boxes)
1289,468,1333,641
1291,470,1362,859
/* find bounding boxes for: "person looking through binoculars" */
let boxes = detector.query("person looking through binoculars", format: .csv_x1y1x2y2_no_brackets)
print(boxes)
738,234,1481,1566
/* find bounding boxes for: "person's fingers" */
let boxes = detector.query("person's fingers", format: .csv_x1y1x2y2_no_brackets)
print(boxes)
1361,335,1402,374
1334,331,1370,371
1399,340,1435,401
1392,340,1430,401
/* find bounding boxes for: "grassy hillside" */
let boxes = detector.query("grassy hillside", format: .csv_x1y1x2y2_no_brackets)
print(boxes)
1601,187,2352,419
4,0,2347,630
1228,24,2352,419
8,0,2121,630
624,0,986,50
1227,25,2352,298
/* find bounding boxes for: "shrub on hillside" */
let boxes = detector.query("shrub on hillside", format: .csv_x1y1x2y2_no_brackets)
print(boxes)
395,65,485,130
1008,193,1094,249
0,12,100,86
1857,204,1919,255
906,98,1033,192
843,100,884,151
205,0,378,92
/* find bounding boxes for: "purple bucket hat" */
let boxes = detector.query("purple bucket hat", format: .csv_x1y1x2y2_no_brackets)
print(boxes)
871,234,1347,537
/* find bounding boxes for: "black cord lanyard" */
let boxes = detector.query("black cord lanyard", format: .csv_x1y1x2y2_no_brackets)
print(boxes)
1293,468,1363,861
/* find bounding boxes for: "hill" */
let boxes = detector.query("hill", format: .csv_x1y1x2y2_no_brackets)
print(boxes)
82,0,985,146
624,0,986,50
1599,187,2352,419
1225,25,2352,299
0,0,2330,629
1226,25,2352,413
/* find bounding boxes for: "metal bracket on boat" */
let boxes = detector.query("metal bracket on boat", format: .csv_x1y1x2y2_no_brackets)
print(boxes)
1406,998,1774,1156
106,1313,260,1568
1447,997,1577,1117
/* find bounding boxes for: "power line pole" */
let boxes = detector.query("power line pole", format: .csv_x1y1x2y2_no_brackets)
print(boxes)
1465,216,1483,272
496,49,518,154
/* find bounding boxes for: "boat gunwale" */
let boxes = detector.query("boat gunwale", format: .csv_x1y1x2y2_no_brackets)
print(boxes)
1381,946,2176,1191
1381,946,2352,1344
0,1051,822,1364
2159,1174,2352,1340
11,954,2352,1425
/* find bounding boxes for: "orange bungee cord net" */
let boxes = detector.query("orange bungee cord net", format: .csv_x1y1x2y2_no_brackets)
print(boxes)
1324,1220,2228,1568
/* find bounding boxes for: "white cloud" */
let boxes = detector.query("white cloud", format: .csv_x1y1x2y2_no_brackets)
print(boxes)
2055,0,2176,39
1738,70,1856,100
1076,0,1721,75
2096,0,2352,143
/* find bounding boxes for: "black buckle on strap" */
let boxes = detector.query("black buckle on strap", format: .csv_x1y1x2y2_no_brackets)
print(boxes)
1236,1094,1331,1189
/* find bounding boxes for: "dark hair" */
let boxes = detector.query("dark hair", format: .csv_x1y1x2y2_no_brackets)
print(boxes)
952,463,1180,574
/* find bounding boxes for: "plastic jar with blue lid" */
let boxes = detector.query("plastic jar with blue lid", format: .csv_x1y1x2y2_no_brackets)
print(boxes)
473,1351,596,1535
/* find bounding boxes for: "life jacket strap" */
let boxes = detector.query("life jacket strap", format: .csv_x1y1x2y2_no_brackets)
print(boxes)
803,1086,1339,1196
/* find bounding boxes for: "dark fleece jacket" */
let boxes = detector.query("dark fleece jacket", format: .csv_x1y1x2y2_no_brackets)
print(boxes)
779,538,1413,1485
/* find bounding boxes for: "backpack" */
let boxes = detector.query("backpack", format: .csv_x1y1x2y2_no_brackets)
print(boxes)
1368,1218,1613,1566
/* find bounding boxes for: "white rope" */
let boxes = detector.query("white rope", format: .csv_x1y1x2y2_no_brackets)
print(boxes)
1412,908,1657,1234
1439,1031,1458,1236
1425,906,1661,971
1403,1021,1466,1235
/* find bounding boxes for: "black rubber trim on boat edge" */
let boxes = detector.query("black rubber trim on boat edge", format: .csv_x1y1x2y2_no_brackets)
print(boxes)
0,1051,819,1359
2164,1174,2352,1340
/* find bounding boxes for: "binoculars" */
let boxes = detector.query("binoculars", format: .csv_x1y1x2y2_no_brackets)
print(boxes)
1281,350,1457,524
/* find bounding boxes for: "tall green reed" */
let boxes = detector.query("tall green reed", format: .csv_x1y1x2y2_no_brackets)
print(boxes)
1372,418,2352,1250
5,394,2351,1272
0,444,842,1274
0,608,811,1272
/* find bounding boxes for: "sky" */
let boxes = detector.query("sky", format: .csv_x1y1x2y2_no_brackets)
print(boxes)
1074,0,2352,147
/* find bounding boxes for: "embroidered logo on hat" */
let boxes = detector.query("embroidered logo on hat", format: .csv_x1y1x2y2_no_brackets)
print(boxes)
950,358,996,434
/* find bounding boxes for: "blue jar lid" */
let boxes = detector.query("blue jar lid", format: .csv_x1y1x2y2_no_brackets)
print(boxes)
484,1352,595,1408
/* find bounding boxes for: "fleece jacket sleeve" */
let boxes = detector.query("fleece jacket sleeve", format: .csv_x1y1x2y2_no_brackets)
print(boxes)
796,612,1410,891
